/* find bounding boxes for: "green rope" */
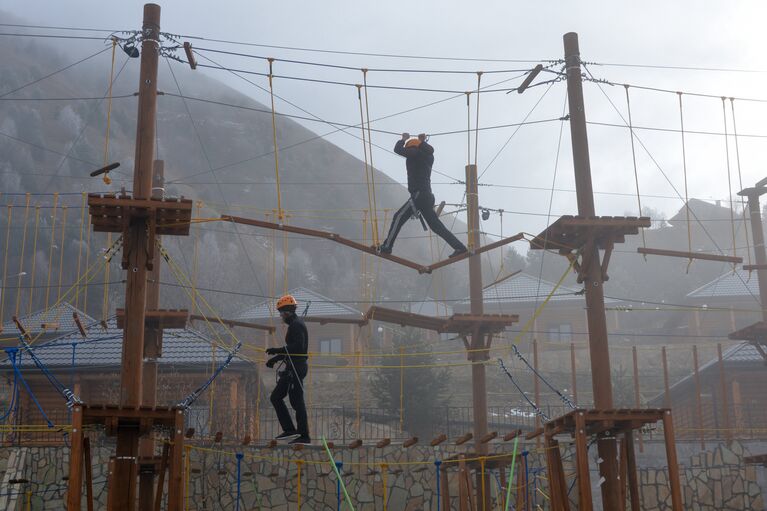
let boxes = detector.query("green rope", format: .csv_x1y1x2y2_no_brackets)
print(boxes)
322,436,356,510
504,436,520,511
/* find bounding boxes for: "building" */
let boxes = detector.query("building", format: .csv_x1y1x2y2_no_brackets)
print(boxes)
0,314,259,443
685,269,763,338
648,342,766,441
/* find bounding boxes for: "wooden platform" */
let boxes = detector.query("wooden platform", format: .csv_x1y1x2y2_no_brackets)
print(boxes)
543,408,665,437
81,404,181,435
222,214,523,274
365,306,518,334
189,315,275,333
115,309,189,330
88,193,193,236
529,215,650,252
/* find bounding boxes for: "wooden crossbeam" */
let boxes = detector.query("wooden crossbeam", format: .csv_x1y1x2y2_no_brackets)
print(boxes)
637,247,742,264
365,306,517,334
743,264,767,271
221,214,523,274
189,315,275,333
530,215,650,251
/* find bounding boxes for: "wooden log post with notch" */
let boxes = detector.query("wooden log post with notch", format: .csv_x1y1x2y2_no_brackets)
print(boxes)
72,5,192,511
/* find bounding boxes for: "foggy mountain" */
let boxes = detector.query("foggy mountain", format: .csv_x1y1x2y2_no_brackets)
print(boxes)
0,24,479,318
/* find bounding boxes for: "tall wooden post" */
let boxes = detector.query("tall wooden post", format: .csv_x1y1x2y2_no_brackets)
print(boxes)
66,405,84,510
570,342,578,406
717,343,732,444
464,163,491,510
112,5,161,510
563,32,620,510
631,346,643,452
740,185,767,319
692,345,705,450
139,161,164,510
661,346,671,408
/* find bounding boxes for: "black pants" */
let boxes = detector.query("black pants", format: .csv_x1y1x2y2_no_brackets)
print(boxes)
381,191,465,251
270,363,309,438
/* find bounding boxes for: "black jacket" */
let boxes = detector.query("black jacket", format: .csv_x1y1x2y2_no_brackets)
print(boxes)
394,139,434,194
268,315,309,367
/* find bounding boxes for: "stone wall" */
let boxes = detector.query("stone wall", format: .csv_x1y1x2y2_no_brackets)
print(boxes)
0,438,765,510
638,441,764,511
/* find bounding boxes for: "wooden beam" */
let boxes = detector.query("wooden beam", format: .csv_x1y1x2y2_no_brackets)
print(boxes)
154,443,169,511
425,233,524,272
637,247,742,264
66,405,83,511
84,437,94,511
625,431,640,511
743,264,767,271
182,42,197,70
573,412,593,511
189,315,275,333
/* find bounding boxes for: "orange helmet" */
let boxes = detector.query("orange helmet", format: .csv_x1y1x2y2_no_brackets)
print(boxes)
405,138,421,148
276,294,298,311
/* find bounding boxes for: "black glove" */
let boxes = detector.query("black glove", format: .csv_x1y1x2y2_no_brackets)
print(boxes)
266,357,277,368
265,347,279,355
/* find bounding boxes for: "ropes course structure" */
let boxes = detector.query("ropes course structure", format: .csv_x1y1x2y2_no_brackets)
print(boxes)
2,6,767,511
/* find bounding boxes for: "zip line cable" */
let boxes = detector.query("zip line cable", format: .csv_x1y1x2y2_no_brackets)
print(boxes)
165,67,536,185
164,57,268,302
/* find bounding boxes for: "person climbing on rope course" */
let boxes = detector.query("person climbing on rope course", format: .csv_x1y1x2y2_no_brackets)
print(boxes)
377,132,468,258
266,294,311,445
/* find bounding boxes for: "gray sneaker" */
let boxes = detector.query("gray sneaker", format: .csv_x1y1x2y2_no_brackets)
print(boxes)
276,431,300,441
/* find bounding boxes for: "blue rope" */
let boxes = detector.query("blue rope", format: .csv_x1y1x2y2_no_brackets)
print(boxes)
335,461,343,511
177,342,242,409
5,348,54,428
0,350,19,422
18,338,81,408
511,345,576,409
235,452,243,511
497,358,550,422
435,459,442,510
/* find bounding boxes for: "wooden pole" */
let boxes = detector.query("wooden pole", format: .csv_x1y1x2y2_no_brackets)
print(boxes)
662,346,671,408
717,344,732,444
624,431,640,511
662,410,684,510
464,163,491,510
66,405,84,510
631,346,643,452
574,411,593,511
692,345,705,450
154,443,170,511
112,5,162,510
563,32,620,511
84,437,95,511
570,342,578,406
139,160,164,511
167,409,185,511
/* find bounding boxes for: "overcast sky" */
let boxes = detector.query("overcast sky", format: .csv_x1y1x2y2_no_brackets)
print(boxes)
4,1,767,254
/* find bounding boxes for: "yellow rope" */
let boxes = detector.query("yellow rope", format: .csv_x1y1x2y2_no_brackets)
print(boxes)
28,205,40,315
14,194,31,317
209,345,215,434
0,204,12,323
82,206,92,315
101,233,112,322
474,72,483,166
102,38,117,184
44,195,58,310
677,93,693,272
267,59,284,221
624,86,648,254
75,193,86,310
361,69,380,245
399,346,404,432
730,99,751,268
721,97,738,270
191,201,202,316
56,206,68,303
357,88,376,245
296,460,303,510
282,214,289,294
